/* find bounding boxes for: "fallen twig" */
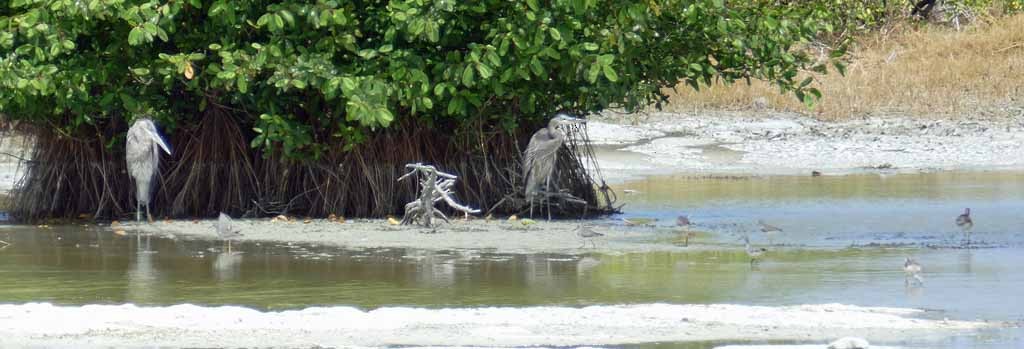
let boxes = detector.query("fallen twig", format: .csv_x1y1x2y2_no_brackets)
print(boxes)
994,42,1022,54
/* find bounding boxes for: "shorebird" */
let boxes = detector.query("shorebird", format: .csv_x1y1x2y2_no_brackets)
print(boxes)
955,208,973,245
575,224,604,248
676,215,691,228
758,219,783,245
743,235,767,266
212,212,243,253
904,257,924,286
676,215,696,246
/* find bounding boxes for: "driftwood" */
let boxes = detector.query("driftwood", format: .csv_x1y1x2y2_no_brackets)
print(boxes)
398,163,480,227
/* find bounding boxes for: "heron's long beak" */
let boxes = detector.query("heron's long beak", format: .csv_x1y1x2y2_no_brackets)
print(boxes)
147,129,173,155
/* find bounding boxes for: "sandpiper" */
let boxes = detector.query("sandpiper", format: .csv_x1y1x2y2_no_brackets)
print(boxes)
955,208,973,245
212,212,243,253
904,257,924,286
676,215,695,246
743,235,767,266
758,219,783,245
575,224,604,249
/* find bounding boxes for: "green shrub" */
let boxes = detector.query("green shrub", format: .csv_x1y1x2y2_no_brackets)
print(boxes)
2,0,844,160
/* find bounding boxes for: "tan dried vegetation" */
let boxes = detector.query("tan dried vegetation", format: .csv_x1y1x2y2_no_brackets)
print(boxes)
665,14,1024,120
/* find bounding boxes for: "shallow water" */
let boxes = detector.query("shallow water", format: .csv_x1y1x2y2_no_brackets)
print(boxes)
2,171,1023,347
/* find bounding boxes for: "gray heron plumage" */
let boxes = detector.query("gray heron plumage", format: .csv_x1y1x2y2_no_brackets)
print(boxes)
522,113,585,218
126,118,172,222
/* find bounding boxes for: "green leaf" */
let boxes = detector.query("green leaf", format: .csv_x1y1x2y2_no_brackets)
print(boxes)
582,42,599,51
273,14,285,30
834,62,847,76
462,66,475,87
798,77,813,88
426,22,440,42
602,65,619,82
128,27,144,45
279,10,295,26
476,63,493,79
548,28,561,41
526,0,539,12
586,63,600,83
597,54,614,66
379,44,393,53
143,23,160,36
529,57,545,77
237,75,248,93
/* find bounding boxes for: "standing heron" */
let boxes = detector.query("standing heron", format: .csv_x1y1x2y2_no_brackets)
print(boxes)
212,212,243,253
955,208,973,245
522,113,586,219
575,223,604,248
904,257,924,286
758,219,783,245
126,118,172,222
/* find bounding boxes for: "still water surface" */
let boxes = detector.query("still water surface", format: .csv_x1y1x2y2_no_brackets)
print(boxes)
1,171,1022,347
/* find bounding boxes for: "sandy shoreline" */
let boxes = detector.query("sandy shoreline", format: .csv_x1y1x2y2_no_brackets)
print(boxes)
588,111,1024,182
126,218,704,255
0,302,994,347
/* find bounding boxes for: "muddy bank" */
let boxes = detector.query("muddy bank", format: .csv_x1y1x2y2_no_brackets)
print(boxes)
125,218,704,255
589,111,1024,181
0,303,994,347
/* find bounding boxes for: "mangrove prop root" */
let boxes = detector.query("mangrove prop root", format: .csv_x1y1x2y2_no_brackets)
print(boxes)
7,114,616,221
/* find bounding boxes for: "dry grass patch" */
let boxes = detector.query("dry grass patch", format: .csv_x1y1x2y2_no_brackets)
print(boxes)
664,14,1024,120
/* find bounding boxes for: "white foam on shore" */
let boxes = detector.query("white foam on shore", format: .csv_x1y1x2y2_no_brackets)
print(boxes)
0,303,988,347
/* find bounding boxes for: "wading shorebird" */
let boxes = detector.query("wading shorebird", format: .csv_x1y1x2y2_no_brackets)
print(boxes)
743,235,767,266
955,208,973,245
212,212,243,253
677,215,691,228
575,224,604,249
904,257,924,286
676,215,696,246
758,219,783,245
126,118,172,222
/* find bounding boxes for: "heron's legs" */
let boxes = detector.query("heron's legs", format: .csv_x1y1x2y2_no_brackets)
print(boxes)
136,202,142,222
146,204,153,223
545,176,552,221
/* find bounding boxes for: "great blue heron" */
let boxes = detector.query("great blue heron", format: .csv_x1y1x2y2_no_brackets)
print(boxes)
575,223,604,248
904,257,923,286
212,212,243,253
126,118,172,222
955,208,973,245
522,113,585,218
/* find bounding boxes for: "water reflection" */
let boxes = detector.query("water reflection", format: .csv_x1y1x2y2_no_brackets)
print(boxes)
127,234,158,303
213,252,243,282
